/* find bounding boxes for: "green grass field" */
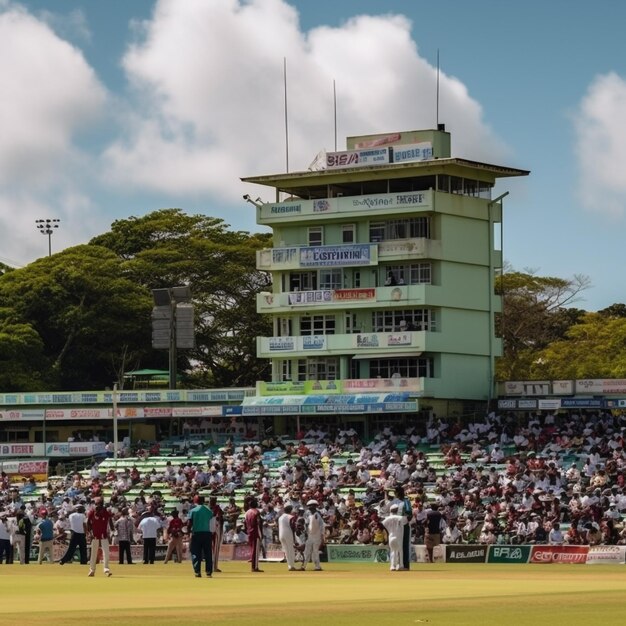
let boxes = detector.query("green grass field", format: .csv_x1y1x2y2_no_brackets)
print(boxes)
1,561,625,625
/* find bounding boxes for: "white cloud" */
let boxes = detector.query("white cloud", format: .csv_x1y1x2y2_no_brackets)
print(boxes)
574,72,626,218
103,0,508,201
0,3,106,264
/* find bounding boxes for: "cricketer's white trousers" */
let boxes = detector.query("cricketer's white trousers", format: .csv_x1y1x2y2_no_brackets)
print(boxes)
89,538,110,572
388,536,402,571
280,538,296,569
303,537,321,569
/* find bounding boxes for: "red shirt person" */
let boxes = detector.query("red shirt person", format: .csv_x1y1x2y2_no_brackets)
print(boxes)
86,498,114,577
244,499,263,572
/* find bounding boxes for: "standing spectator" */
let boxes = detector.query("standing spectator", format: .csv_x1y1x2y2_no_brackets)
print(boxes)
20,507,33,564
301,499,324,571
164,509,184,564
188,495,214,578
13,511,27,564
0,513,11,563
209,497,224,572
424,504,444,563
59,504,88,565
138,512,163,564
36,510,54,564
278,504,297,571
382,504,407,571
115,508,135,565
244,498,263,573
87,498,114,577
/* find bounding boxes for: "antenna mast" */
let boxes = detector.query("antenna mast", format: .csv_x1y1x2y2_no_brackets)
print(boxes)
436,49,440,127
333,79,337,151
284,57,289,172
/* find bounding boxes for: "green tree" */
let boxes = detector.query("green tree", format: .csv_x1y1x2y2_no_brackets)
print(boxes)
91,209,272,387
0,245,153,390
495,269,590,380
531,313,626,379
0,319,48,391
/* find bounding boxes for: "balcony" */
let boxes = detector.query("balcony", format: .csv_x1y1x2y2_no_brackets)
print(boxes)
257,238,442,272
257,189,433,225
257,331,426,358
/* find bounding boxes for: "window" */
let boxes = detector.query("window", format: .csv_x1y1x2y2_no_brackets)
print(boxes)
306,357,339,381
369,222,385,242
372,309,436,332
319,269,342,290
342,224,355,243
383,263,431,285
370,218,430,242
370,357,435,378
289,272,317,292
276,318,292,336
308,226,323,246
280,360,292,381
301,315,336,336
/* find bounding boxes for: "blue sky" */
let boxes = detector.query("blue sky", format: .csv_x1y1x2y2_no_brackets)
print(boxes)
1,0,626,311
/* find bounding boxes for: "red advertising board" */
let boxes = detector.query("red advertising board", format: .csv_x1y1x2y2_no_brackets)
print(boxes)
530,545,589,564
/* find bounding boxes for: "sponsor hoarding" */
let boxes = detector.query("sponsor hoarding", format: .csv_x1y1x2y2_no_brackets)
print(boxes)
487,545,531,564
445,545,487,563
530,545,588,564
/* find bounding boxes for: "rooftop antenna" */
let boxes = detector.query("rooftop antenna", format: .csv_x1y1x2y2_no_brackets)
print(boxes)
333,79,337,151
436,48,440,128
284,57,289,173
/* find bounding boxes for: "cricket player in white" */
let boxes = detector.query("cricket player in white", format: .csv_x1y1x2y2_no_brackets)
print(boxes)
302,500,324,571
382,504,408,571
278,504,297,571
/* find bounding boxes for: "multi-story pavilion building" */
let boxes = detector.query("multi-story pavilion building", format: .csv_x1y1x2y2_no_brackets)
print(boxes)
242,128,528,437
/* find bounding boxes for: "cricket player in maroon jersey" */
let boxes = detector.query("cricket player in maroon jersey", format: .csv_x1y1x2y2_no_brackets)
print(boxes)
87,498,114,577
244,498,263,572
209,496,224,572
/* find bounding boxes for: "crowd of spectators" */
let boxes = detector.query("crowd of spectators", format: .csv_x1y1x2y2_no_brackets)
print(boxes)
2,409,626,563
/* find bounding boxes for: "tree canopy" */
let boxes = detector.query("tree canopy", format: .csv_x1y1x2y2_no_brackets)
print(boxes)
0,245,152,389
91,209,273,388
495,269,590,380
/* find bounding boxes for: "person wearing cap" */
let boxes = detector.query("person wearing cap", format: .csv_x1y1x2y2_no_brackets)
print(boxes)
36,510,54,564
59,504,88,565
382,504,407,571
391,486,412,570
301,500,324,571
87,498,114,577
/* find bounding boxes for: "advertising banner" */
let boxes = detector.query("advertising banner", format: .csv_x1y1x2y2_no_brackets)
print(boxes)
585,546,626,565
530,545,588,564
487,545,531,564
576,379,626,394
391,142,433,163
325,147,390,169
0,409,45,421
326,544,389,562
445,545,487,563
0,459,49,481
300,244,376,268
